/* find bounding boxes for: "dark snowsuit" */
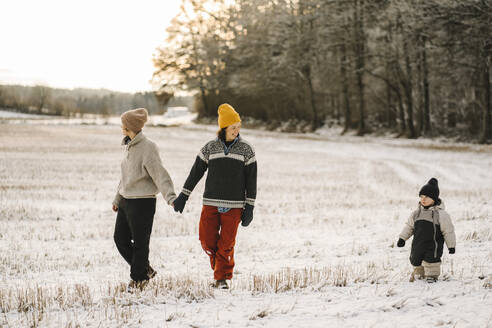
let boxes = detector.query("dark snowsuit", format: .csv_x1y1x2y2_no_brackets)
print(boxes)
400,201,456,273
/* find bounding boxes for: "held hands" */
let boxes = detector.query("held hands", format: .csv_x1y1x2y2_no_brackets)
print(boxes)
173,193,189,213
448,248,455,254
241,204,254,227
397,238,405,247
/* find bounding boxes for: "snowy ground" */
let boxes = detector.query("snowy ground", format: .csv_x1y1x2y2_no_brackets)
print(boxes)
0,123,491,327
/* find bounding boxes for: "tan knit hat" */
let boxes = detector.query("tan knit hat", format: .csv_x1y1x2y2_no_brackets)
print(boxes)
218,103,241,129
121,108,148,133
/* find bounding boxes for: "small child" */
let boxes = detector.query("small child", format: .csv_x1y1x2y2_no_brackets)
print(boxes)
397,178,456,283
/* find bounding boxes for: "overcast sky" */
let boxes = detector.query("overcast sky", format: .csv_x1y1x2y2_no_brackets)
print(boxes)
0,0,181,93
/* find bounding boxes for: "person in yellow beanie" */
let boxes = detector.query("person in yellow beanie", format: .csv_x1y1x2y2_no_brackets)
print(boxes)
217,103,241,129
173,103,257,290
112,108,177,291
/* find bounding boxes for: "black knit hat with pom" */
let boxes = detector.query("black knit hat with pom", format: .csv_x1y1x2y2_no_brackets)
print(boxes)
419,178,440,203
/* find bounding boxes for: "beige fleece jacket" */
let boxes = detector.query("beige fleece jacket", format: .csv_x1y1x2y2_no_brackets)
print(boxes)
113,132,177,206
399,202,456,248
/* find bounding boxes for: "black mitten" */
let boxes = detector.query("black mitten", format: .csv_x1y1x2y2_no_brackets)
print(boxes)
173,193,189,213
448,248,455,254
397,238,405,247
241,204,254,227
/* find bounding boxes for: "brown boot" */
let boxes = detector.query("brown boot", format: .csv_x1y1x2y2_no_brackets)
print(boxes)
147,265,157,279
409,266,424,282
127,279,149,292
212,279,229,289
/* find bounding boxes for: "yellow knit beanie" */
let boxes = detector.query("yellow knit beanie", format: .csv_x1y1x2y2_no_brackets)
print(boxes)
217,103,241,129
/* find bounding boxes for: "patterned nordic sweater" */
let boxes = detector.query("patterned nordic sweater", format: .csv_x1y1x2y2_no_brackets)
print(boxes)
181,136,257,208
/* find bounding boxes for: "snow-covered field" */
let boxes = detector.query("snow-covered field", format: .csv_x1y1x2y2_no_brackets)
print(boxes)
0,123,491,327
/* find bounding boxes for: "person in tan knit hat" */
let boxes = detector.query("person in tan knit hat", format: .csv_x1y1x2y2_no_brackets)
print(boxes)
121,107,148,133
173,103,257,290
113,107,177,291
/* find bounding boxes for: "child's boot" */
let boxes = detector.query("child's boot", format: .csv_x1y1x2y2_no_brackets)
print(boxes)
410,266,424,282
422,261,440,283
426,276,438,283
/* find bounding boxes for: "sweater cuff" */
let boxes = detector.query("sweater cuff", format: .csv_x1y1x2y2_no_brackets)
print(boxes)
445,240,456,249
166,193,177,205
246,198,255,206
113,193,123,207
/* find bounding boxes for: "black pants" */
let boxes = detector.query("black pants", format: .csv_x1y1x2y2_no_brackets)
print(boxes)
114,197,156,281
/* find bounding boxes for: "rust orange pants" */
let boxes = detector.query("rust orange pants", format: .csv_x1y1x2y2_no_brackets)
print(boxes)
199,205,242,280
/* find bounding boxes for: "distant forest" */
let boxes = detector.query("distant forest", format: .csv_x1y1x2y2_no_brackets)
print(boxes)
0,84,192,116
153,0,492,143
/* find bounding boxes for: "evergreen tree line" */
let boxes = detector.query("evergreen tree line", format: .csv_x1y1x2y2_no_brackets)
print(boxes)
0,84,179,116
153,0,492,142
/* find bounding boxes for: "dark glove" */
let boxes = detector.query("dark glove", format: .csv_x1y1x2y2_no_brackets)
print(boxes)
449,248,455,254
397,238,405,247
173,193,188,213
241,204,254,227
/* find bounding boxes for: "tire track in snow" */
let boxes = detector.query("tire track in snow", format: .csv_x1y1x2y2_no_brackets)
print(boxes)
357,159,412,199
380,159,421,188
358,160,386,197
417,160,491,187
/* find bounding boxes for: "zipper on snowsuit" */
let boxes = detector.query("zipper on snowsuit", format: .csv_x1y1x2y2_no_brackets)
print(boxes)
432,210,438,259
